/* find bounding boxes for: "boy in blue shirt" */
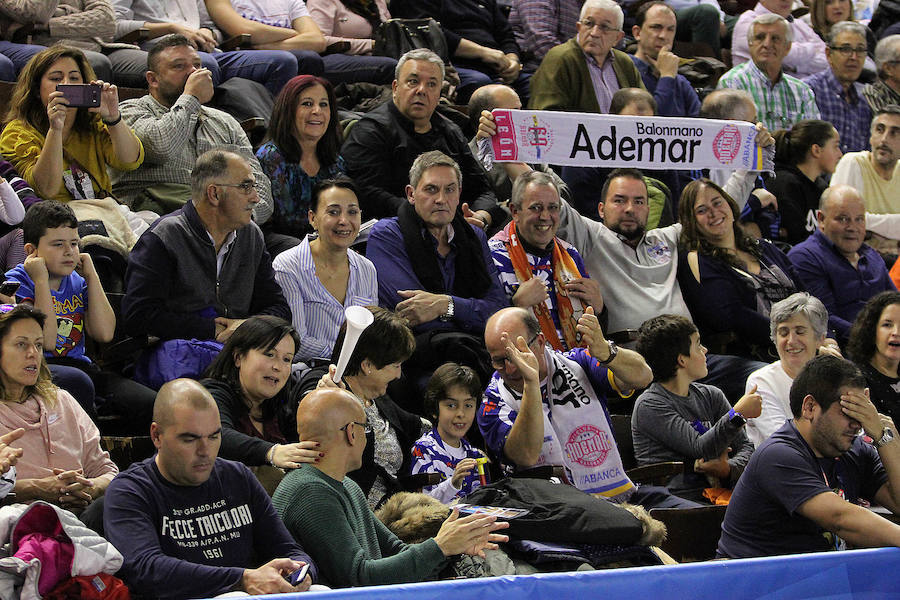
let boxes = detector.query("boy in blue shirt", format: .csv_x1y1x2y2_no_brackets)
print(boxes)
5,202,155,430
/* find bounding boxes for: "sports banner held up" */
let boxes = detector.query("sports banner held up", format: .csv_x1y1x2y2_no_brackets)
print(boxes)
488,109,769,171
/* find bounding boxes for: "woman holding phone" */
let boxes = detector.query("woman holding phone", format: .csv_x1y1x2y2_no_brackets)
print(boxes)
0,45,143,204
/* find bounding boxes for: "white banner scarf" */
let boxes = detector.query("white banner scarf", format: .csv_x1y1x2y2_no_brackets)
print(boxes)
488,108,770,171
494,348,635,499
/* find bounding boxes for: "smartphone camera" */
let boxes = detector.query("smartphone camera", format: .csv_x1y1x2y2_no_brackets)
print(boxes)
56,83,102,108
0,281,20,297
284,563,309,586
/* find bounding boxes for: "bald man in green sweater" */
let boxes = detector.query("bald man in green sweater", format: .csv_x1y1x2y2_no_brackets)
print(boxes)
272,388,509,588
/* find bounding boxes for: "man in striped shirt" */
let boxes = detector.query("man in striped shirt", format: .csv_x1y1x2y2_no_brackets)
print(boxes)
718,13,820,132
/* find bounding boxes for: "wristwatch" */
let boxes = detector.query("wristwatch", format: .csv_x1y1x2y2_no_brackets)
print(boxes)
439,296,455,322
598,340,618,364
728,408,746,427
876,427,895,448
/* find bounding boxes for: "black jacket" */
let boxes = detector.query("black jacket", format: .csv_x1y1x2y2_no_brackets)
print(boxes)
341,101,502,222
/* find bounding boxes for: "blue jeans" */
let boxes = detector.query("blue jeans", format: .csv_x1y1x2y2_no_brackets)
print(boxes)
321,53,397,85
0,41,45,77
0,54,13,81
285,49,325,77
108,46,299,95
455,66,531,104
207,49,299,95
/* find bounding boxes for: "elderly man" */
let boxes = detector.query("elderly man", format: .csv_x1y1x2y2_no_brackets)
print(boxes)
273,387,509,588
788,185,897,345
803,22,874,153
113,35,273,220
718,355,900,558
732,0,828,78
104,379,317,599
864,35,900,112
479,307,702,510
629,2,701,117
341,49,502,226
832,106,900,214
529,0,644,113
367,151,507,339
489,172,603,352
718,14,821,132
122,150,289,383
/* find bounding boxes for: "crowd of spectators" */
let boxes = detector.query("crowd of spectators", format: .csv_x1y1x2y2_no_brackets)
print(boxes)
1,0,900,595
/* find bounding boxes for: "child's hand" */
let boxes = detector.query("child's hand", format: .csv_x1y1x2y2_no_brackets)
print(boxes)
76,253,96,278
23,251,49,283
451,458,477,488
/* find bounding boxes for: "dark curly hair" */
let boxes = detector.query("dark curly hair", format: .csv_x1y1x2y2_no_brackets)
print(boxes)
846,291,900,365
678,178,762,269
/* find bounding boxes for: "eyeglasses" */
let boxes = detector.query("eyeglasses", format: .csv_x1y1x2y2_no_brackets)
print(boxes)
340,420,373,434
214,181,259,196
579,20,621,34
490,335,539,369
829,45,867,57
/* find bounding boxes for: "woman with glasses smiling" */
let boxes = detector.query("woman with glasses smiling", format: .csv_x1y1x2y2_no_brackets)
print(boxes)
301,306,428,508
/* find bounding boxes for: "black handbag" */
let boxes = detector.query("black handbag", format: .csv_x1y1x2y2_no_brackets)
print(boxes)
372,18,450,63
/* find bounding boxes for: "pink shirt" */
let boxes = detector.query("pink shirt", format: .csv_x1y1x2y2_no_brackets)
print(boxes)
0,389,118,483
306,0,390,54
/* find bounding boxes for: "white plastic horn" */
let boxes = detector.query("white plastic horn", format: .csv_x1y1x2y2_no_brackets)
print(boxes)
332,306,375,383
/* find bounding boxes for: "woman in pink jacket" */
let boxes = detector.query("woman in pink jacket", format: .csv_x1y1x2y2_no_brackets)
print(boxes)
0,304,117,514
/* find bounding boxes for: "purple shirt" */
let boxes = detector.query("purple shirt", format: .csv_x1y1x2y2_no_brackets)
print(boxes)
787,228,897,342
803,68,873,153
366,217,508,334
585,50,621,113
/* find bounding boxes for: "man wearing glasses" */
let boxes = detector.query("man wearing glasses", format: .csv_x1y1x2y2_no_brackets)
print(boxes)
529,0,644,113
122,149,289,379
273,387,509,588
803,22,874,153
718,14,820,132
478,307,699,509
488,171,603,352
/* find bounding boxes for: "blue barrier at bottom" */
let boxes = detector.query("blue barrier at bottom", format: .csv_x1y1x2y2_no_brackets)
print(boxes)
228,547,900,600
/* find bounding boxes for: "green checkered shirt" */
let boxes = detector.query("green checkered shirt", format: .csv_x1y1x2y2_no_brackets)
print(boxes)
717,60,820,131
